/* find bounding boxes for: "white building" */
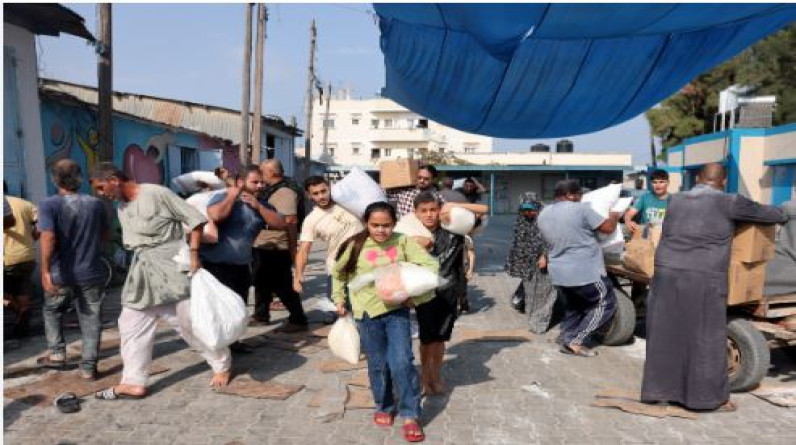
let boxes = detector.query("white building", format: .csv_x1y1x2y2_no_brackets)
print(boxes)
310,89,493,166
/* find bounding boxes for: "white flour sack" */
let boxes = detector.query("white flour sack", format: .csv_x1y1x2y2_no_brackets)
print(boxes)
331,167,387,218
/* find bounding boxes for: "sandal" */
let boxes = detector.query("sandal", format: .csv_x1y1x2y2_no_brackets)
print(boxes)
402,422,425,443
373,412,395,427
94,387,145,401
559,344,598,357
37,354,67,369
54,392,81,414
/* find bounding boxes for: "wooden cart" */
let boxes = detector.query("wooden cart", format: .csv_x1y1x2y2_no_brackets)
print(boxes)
605,263,796,392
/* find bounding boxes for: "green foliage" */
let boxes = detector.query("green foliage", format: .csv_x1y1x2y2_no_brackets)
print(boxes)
647,24,796,154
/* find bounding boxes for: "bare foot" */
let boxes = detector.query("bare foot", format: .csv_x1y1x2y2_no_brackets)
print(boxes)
114,384,147,397
210,370,231,388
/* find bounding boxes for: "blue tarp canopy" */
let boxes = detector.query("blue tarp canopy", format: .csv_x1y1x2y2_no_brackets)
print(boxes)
375,4,796,138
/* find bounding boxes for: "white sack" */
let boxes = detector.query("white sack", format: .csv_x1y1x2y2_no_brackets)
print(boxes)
442,207,476,236
582,184,624,253
395,213,434,238
331,167,387,218
348,262,447,305
185,190,224,243
190,269,248,351
328,315,361,365
173,171,226,194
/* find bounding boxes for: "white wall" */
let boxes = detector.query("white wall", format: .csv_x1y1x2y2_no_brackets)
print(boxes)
310,96,492,166
3,23,47,203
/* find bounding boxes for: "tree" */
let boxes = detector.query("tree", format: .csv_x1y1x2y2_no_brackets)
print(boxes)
647,24,796,154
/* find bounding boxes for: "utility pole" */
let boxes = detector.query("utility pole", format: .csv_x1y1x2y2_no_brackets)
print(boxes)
303,20,317,182
251,4,267,164
97,3,113,162
240,4,253,165
321,83,332,161
649,128,657,167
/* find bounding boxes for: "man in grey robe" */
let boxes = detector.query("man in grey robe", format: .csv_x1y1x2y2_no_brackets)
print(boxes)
90,163,232,400
641,163,789,411
763,200,796,297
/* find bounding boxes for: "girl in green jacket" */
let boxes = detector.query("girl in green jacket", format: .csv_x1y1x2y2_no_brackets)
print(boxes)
333,201,438,443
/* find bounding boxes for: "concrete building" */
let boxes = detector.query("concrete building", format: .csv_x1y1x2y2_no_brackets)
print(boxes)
39,79,302,193
310,90,493,166
4,4,94,203
664,123,796,205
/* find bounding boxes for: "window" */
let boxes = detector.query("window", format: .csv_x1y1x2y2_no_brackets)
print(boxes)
384,119,393,129
328,146,335,157
323,119,335,129
438,146,445,153
417,119,428,129
384,148,392,157
180,147,199,174
406,118,415,129
371,119,379,129
371,148,381,160
464,144,478,154
266,134,276,148
407,148,415,158
352,144,361,155
352,118,359,125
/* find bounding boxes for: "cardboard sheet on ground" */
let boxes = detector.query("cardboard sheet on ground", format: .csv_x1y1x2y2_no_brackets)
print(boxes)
592,388,698,420
453,329,534,343
345,386,375,410
68,337,121,353
243,334,327,354
215,375,303,400
348,370,370,388
3,358,169,407
751,384,796,408
318,359,368,373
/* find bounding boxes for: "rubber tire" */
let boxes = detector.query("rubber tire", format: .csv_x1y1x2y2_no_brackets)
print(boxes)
727,317,770,393
602,293,636,346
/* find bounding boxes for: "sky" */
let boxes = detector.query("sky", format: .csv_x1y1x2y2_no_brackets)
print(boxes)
39,3,653,165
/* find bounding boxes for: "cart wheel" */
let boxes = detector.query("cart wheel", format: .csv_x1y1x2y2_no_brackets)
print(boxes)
601,293,636,346
727,317,769,392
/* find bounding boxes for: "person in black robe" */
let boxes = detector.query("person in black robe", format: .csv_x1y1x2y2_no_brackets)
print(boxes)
641,163,789,411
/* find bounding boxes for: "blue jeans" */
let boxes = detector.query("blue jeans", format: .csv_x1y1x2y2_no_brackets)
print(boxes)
358,308,421,420
42,283,105,370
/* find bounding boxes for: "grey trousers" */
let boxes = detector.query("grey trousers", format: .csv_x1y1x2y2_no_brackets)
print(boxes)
43,283,105,370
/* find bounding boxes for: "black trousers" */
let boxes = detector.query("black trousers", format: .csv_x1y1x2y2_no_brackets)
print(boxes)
203,262,252,303
252,249,307,325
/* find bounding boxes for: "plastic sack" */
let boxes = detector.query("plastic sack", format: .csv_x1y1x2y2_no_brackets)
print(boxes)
173,171,226,194
328,315,361,365
189,269,248,351
582,184,625,253
331,167,387,218
348,262,447,304
442,206,477,235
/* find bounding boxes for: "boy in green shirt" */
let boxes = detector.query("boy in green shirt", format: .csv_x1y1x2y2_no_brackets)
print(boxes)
624,169,670,231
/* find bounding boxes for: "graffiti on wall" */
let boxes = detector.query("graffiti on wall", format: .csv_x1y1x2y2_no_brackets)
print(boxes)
122,133,173,184
41,100,241,194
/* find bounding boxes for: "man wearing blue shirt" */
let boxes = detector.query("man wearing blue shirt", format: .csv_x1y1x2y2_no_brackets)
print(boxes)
202,165,286,353
38,160,109,379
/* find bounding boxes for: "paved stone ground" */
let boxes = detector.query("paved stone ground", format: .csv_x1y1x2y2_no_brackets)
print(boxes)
4,216,796,445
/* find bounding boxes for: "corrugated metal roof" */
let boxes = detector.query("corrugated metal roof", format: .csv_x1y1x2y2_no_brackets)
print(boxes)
40,79,302,144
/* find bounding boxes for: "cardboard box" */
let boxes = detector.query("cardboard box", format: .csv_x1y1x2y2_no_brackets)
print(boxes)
379,159,418,189
727,260,767,306
731,224,777,263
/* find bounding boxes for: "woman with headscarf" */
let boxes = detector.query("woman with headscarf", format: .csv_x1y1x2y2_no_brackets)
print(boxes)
505,193,557,333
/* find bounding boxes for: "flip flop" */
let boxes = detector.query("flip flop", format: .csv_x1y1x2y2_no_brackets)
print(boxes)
559,344,598,357
402,422,425,443
94,387,145,401
54,392,81,413
714,401,738,413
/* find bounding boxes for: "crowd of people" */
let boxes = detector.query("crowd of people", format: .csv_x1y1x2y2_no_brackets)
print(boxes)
3,160,488,443
4,159,792,440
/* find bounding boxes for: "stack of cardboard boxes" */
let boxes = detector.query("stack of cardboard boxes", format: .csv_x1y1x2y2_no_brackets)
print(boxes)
728,224,777,306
